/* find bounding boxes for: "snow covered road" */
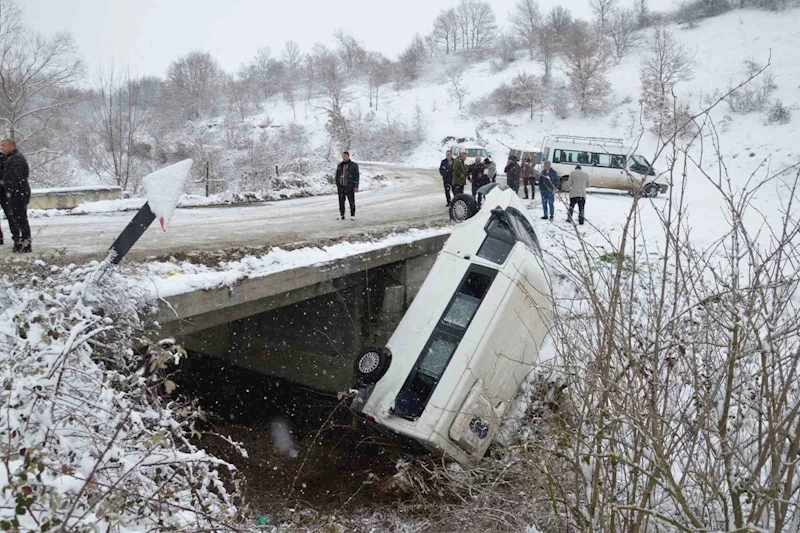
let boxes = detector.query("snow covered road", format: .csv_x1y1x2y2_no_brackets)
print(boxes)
11,164,451,263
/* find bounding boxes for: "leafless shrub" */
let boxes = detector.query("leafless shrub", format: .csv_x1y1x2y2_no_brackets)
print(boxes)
726,60,777,113
590,0,619,27
766,100,791,124
487,72,544,119
445,66,470,110
676,0,732,23
634,0,651,26
514,0,542,60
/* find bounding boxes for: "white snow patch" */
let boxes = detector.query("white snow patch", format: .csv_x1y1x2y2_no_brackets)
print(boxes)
142,159,193,231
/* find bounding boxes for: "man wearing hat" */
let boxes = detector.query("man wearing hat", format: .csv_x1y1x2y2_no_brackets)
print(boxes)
335,151,360,220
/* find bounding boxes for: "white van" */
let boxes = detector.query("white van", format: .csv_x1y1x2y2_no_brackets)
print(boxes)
350,184,552,465
450,145,491,160
541,135,668,197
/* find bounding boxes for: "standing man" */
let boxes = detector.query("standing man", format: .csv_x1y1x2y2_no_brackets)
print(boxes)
335,151,359,221
504,155,521,195
0,139,30,252
469,156,485,198
567,164,590,225
539,160,558,221
483,157,497,183
521,155,536,200
452,152,468,195
439,150,454,207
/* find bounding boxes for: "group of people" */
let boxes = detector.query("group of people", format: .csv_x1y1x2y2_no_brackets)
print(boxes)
0,139,31,253
439,151,590,225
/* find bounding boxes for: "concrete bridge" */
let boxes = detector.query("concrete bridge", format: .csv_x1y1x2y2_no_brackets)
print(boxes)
156,233,448,392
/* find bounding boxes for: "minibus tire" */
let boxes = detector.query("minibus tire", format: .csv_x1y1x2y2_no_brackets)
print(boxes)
354,347,392,384
449,193,478,222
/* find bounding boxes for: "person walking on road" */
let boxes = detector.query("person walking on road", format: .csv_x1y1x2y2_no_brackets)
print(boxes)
521,156,536,200
0,139,30,252
452,153,468,195
439,150,454,207
504,155,521,195
539,160,558,221
335,151,359,221
567,165,590,225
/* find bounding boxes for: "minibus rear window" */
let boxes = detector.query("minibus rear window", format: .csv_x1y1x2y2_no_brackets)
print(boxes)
392,266,497,419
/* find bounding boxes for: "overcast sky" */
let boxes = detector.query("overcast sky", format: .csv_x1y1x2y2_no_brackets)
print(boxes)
24,0,607,79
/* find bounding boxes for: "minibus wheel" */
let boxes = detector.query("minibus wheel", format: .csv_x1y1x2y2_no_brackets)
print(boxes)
354,347,392,383
449,193,478,222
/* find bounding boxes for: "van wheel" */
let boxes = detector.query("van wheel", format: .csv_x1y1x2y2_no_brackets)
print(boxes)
449,193,478,222
644,183,659,198
354,347,392,384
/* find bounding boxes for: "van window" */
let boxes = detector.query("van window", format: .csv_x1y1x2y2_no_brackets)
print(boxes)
477,217,515,264
393,267,497,419
506,207,541,254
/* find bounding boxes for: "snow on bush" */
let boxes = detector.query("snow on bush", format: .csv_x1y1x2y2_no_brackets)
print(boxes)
0,260,243,531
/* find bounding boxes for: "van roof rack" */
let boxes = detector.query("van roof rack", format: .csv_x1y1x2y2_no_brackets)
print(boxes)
552,135,624,146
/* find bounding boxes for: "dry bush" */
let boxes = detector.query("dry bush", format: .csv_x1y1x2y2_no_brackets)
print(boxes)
726,60,777,114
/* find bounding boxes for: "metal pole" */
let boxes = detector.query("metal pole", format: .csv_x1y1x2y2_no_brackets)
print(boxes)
275,164,279,177
205,161,209,197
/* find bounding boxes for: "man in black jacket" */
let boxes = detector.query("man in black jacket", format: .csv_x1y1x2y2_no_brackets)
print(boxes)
0,139,31,252
439,150,454,207
504,155,521,195
335,151,360,221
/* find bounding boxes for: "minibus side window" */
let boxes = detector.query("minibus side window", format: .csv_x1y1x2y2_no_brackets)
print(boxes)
477,217,515,264
392,267,497,419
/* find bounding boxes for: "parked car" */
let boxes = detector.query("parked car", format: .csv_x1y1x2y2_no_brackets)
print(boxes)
541,135,668,197
451,145,491,160
350,183,553,465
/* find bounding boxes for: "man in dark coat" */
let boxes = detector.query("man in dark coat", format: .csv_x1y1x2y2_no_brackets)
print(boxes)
439,150,454,207
452,153,468,195
469,156,486,198
335,151,360,221
0,139,31,252
504,155,521,195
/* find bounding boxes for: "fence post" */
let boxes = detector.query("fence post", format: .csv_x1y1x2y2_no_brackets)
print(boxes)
205,161,210,197
275,164,279,177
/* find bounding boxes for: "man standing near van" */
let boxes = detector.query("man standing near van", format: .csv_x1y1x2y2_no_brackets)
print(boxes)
335,151,359,221
504,155,521,195
521,156,536,200
469,156,485,198
452,152,468,195
439,150,454,207
567,164,590,225
539,160,558,221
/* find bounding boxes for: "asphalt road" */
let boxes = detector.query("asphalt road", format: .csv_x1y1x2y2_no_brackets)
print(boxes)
8,164,451,264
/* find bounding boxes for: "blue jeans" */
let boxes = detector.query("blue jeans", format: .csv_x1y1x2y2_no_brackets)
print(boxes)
541,190,555,217
510,184,519,194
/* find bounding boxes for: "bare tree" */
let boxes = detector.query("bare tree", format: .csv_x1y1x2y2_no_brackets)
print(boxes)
445,66,469,110
514,72,543,119
334,29,366,73
84,68,149,191
589,0,618,27
634,0,650,26
0,1,83,143
454,0,498,51
282,40,302,119
537,21,558,78
607,8,642,63
251,46,273,99
226,73,250,124
432,8,460,54
366,52,392,110
396,34,427,87
547,5,574,34
412,102,426,143
514,0,541,59
563,22,611,115
316,51,350,112
166,50,224,120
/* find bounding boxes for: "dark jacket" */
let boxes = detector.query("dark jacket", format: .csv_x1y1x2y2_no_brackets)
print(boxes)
2,150,30,199
439,158,454,184
335,160,360,188
504,162,521,187
539,167,558,194
469,162,486,184
453,159,468,186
